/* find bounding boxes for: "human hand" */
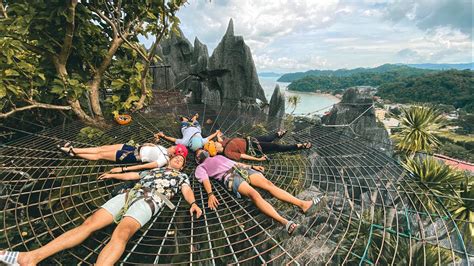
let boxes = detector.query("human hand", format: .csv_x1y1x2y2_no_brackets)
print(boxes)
216,130,223,137
252,166,265,172
109,167,123,173
208,194,219,210
157,132,165,138
98,172,114,180
190,204,202,219
259,156,268,161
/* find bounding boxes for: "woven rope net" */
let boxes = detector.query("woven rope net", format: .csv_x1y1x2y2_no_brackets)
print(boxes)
0,102,472,265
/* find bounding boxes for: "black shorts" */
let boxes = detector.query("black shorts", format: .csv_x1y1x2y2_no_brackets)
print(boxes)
115,144,139,163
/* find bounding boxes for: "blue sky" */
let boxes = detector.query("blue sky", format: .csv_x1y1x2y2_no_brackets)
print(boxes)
155,0,473,72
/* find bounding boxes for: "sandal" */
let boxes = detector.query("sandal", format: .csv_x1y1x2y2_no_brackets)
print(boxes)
277,130,287,138
304,195,327,217
297,142,312,149
57,143,75,157
0,250,20,265
286,221,306,236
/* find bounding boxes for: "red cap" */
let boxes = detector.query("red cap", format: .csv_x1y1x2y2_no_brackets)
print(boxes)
175,144,188,158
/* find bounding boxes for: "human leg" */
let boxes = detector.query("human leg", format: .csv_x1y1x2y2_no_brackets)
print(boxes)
237,181,287,225
257,142,298,153
72,144,124,154
12,208,114,265
249,173,312,212
73,150,118,161
95,217,141,266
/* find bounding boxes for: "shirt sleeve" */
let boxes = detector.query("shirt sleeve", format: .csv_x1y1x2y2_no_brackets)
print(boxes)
178,173,191,189
139,170,150,179
175,138,185,145
224,149,241,161
202,137,210,144
194,165,209,183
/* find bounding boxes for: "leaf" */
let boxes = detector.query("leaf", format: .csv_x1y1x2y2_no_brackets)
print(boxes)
5,69,20,76
0,84,6,98
111,79,126,89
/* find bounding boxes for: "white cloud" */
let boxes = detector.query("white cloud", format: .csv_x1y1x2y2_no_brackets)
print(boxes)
171,0,472,72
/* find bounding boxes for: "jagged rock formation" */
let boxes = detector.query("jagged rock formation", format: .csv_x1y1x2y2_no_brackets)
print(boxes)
153,28,193,91
322,88,392,154
268,84,285,118
152,19,267,110
208,19,267,108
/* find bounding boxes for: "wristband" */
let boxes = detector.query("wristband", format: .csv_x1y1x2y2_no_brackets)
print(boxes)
121,166,124,172
208,192,215,197
190,201,197,207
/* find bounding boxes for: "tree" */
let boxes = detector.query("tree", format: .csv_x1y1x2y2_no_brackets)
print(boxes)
393,106,443,157
0,0,185,126
287,95,301,115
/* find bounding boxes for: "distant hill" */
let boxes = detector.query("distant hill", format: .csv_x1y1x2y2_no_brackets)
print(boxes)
258,72,282,77
277,64,420,82
278,63,473,82
377,70,474,112
405,62,474,70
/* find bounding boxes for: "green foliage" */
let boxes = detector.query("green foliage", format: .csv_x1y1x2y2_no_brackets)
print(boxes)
287,65,433,92
278,64,431,82
393,106,443,156
447,176,474,246
377,70,474,112
0,0,186,122
402,156,465,213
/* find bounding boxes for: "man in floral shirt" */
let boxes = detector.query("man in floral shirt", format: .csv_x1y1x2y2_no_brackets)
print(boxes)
4,155,202,266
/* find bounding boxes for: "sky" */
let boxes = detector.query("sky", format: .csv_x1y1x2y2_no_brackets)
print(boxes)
156,0,473,72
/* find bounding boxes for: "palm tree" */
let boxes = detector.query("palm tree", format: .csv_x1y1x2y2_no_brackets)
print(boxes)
402,156,464,213
448,176,474,247
287,95,301,115
393,106,443,157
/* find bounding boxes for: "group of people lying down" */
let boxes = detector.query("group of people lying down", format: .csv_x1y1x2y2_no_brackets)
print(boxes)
0,113,325,266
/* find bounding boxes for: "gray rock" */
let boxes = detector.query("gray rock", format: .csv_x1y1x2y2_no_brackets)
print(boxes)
322,88,392,154
153,28,193,91
208,19,267,107
268,84,285,118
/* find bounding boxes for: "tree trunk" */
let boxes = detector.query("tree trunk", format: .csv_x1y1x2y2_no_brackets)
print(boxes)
89,37,124,119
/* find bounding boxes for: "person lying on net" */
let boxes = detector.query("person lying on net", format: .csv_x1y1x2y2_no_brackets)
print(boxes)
156,113,220,152
58,139,188,172
205,130,311,162
0,154,202,266
194,149,326,236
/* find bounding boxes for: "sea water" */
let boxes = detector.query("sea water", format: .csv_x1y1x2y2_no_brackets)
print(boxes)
259,76,340,116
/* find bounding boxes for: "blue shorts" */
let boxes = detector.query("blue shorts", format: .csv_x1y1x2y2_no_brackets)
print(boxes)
181,121,200,128
101,193,160,227
224,169,263,198
115,144,139,163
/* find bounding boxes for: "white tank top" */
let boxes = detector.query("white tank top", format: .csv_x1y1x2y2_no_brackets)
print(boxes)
139,145,169,167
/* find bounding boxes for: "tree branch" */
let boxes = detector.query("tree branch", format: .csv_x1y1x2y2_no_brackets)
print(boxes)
89,6,118,39
1,35,54,57
59,0,78,65
0,101,72,119
0,1,7,18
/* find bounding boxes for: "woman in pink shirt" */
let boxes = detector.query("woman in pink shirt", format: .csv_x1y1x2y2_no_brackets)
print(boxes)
194,149,326,236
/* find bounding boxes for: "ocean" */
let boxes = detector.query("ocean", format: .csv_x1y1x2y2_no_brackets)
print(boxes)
259,76,340,115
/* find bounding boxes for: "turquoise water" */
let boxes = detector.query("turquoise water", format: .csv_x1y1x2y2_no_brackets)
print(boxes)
259,76,340,115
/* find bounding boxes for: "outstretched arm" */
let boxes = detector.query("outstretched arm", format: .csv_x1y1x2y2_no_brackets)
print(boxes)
109,162,159,173
156,131,177,143
98,172,140,181
182,185,202,218
202,179,219,210
240,153,267,161
235,162,265,172
206,130,221,141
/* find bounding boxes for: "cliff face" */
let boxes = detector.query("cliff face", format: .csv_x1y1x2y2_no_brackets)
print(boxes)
322,88,392,154
152,19,267,109
208,19,267,107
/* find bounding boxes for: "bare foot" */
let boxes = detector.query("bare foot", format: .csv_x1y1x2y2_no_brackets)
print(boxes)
301,200,313,213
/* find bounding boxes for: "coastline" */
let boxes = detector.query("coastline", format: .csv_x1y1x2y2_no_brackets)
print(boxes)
285,89,341,101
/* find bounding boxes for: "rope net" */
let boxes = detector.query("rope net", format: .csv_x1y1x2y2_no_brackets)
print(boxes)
0,102,472,265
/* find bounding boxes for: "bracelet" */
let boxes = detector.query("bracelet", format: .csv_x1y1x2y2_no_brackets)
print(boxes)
208,192,215,197
121,166,124,172
190,201,197,207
